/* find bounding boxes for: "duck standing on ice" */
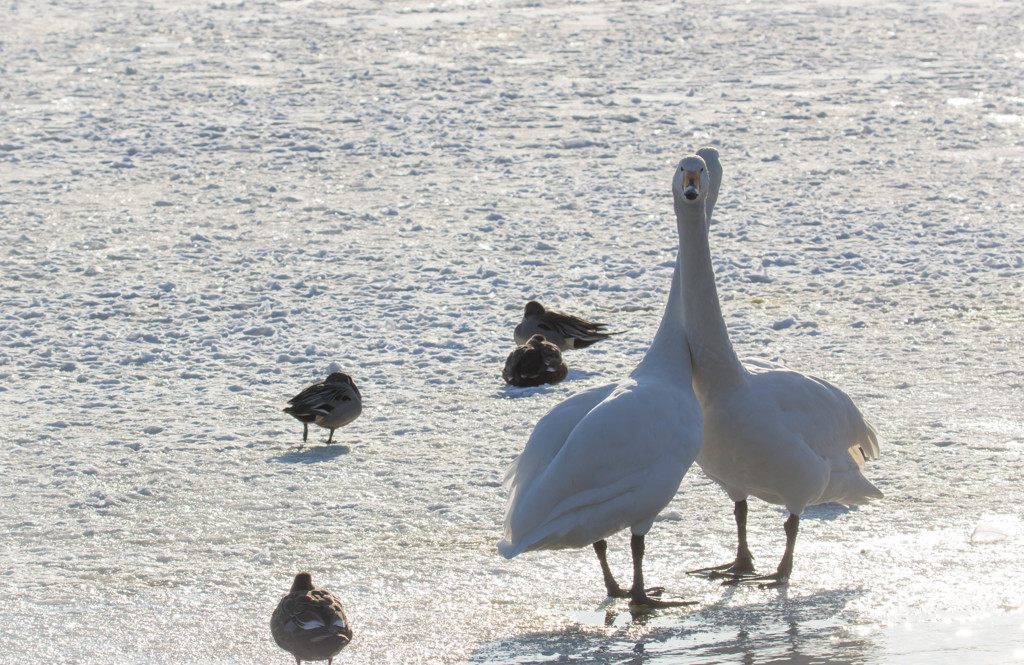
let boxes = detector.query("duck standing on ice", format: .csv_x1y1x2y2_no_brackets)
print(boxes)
283,372,362,444
678,148,883,586
271,572,352,665
513,301,617,351
497,156,719,608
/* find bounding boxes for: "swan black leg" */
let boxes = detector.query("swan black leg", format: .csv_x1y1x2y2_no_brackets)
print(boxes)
594,539,666,600
689,499,756,579
628,534,696,609
327,428,335,444
594,540,628,598
302,422,309,442
725,513,798,588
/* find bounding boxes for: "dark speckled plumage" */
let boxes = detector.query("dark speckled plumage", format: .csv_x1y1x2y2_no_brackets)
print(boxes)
503,334,568,387
513,301,617,351
271,572,352,665
283,372,362,444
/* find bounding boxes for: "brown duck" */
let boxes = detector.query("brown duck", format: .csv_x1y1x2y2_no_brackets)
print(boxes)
283,372,362,444
503,334,568,387
513,301,617,351
271,572,352,665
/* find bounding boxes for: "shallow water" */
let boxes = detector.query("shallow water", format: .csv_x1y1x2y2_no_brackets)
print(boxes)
2,0,1023,663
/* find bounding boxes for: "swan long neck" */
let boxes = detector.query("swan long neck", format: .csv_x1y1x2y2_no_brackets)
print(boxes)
634,255,692,381
674,197,745,400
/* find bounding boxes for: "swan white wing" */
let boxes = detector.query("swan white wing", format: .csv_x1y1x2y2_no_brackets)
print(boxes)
499,380,702,557
743,361,879,464
503,382,616,491
701,360,882,510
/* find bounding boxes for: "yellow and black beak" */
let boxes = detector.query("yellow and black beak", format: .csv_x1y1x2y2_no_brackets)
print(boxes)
681,168,702,201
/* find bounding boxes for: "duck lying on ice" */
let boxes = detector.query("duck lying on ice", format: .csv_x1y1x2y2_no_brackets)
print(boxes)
514,300,617,351
503,334,568,387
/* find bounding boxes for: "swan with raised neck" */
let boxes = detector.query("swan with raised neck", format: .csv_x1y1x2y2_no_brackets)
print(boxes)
674,147,882,586
672,150,744,400
497,159,706,608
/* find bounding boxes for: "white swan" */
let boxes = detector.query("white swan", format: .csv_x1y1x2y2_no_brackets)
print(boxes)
497,158,712,608
678,148,882,586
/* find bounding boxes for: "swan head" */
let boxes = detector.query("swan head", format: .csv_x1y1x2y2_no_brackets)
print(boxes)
672,154,710,205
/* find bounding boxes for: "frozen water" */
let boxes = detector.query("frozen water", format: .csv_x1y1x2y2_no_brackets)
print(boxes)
2,0,1023,663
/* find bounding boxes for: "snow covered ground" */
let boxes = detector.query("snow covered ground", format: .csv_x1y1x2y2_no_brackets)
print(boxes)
2,0,1023,662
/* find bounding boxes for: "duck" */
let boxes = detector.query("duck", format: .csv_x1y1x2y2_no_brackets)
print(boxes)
497,159,712,608
502,334,568,387
676,148,883,587
513,301,617,351
283,372,362,444
270,572,352,665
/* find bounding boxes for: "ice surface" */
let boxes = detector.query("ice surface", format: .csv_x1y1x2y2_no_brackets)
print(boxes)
2,0,1023,663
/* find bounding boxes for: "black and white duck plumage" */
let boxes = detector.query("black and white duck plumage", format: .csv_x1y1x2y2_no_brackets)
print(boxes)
283,372,362,444
513,301,616,351
271,572,352,665
503,334,568,387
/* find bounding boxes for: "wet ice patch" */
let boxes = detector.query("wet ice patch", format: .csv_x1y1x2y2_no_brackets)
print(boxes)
970,515,1019,544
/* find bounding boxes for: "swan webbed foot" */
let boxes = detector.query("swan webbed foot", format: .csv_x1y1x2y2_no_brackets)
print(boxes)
606,585,664,599
628,589,698,610
688,558,755,579
719,571,789,588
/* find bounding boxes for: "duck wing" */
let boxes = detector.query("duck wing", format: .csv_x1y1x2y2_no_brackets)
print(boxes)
271,588,352,660
284,382,358,419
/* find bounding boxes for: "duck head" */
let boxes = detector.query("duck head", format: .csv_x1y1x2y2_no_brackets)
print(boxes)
290,572,315,592
524,301,545,316
527,334,548,347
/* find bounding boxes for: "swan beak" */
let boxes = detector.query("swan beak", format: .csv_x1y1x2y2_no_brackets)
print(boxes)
682,169,701,201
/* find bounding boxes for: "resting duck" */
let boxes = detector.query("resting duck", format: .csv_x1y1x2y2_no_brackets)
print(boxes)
513,301,617,351
502,334,568,387
271,572,352,665
283,372,362,444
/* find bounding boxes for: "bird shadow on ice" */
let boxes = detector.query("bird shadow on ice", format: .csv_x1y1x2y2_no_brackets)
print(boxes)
467,587,878,664
267,445,350,464
565,369,602,381
803,503,861,522
496,385,562,398
758,503,861,524
496,371,603,398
